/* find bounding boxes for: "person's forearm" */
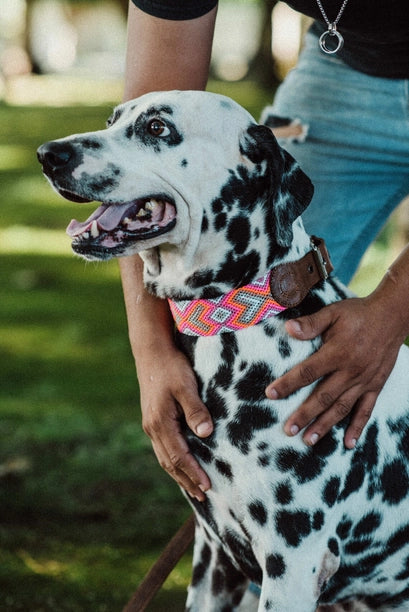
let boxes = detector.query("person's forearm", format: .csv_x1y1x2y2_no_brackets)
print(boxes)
374,243,409,339
123,3,217,100
120,3,217,356
119,255,175,362
116,5,216,500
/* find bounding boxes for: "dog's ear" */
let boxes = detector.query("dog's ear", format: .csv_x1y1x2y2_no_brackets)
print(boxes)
240,124,314,246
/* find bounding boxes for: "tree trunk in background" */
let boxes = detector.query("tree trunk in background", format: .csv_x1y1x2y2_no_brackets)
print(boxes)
247,0,279,89
24,0,37,73
116,0,129,17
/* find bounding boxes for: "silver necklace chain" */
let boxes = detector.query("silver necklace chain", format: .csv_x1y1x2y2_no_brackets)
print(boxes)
315,0,350,54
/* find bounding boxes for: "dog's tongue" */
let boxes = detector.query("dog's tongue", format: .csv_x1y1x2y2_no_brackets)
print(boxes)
67,202,133,237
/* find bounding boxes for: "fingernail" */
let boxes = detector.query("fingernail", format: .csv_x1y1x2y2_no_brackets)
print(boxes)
288,424,299,436
310,433,319,445
287,319,302,335
196,422,212,437
349,438,357,449
291,320,302,333
266,387,279,400
199,484,208,493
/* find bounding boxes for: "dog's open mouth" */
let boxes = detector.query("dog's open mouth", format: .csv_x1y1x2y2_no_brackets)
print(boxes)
66,196,177,257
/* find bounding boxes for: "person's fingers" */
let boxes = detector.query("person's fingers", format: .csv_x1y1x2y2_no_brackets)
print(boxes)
285,383,378,450
343,391,378,449
161,433,212,497
282,371,352,437
138,348,214,500
266,350,332,400
178,389,214,438
151,435,210,501
284,306,338,341
298,386,358,445
145,407,211,500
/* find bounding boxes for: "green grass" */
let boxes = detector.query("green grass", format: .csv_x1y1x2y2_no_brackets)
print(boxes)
0,99,194,611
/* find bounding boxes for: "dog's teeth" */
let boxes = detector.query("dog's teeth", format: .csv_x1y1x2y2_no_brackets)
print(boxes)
91,220,99,238
145,199,158,211
123,217,131,225
83,232,89,239
136,208,147,217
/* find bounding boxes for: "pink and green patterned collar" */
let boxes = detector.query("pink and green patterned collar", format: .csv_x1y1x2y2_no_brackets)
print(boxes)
168,237,333,337
168,270,285,336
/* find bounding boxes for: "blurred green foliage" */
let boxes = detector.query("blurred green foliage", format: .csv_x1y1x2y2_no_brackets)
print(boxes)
0,101,190,612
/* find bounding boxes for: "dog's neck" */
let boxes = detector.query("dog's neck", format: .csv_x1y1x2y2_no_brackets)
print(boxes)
142,216,315,300
168,268,286,336
168,235,332,336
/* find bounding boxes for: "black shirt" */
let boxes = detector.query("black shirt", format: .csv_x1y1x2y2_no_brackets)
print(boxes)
131,0,409,79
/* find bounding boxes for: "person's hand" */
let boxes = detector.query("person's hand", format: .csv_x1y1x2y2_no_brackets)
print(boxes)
136,345,213,502
265,294,406,448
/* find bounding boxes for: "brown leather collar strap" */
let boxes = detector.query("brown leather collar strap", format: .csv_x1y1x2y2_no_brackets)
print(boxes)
269,236,334,308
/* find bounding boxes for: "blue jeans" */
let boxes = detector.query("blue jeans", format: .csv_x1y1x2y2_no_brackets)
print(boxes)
263,32,409,285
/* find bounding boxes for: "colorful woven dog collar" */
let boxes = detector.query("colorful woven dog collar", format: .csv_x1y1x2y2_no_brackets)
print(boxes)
168,271,286,336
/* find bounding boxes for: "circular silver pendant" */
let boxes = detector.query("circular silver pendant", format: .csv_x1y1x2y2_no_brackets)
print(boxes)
319,29,344,54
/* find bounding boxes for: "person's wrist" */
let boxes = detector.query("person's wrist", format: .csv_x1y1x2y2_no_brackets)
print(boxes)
385,269,409,334
367,279,409,344
133,334,177,375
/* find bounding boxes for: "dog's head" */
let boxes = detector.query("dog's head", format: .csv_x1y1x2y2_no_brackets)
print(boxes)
38,91,313,298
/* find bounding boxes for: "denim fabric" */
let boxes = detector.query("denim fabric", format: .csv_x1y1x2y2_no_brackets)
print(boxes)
265,33,409,285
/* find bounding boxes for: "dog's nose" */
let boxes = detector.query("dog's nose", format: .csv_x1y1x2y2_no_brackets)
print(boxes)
37,141,75,172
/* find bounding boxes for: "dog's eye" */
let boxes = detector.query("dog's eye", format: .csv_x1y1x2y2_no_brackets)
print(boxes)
147,119,170,137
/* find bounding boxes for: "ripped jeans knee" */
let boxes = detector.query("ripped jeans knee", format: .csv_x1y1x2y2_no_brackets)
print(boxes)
260,107,309,143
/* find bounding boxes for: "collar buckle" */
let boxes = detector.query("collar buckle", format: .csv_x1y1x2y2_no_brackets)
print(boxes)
311,237,330,280
269,236,334,309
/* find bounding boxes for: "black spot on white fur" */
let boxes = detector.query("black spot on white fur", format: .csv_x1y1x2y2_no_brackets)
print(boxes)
275,509,312,547
227,404,277,454
266,553,286,578
248,500,268,525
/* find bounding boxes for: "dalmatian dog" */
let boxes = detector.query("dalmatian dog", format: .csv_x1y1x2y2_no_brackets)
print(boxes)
37,91,409,612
